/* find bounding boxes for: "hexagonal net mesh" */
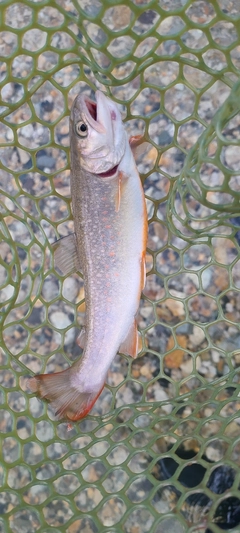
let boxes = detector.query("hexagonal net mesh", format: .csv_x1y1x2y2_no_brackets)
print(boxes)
1,0,240,532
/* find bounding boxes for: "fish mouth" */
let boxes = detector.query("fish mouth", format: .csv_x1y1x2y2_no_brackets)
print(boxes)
85,97,97,121
96,164,119,178
81,95,105,134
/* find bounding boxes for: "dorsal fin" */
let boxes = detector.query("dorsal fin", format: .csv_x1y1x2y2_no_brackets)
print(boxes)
52,233,82,276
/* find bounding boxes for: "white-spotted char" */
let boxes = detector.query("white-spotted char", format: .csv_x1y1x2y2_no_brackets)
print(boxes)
29,90,147,420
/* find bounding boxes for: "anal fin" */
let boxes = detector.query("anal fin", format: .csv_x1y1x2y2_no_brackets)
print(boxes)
119,319,142,358
77,327,86,349
52,233,81,276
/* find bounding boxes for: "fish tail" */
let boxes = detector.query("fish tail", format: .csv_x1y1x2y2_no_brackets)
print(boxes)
28,368,104,421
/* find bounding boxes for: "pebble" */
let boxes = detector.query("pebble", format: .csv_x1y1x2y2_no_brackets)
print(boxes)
49,310,72,329
62,276,80,301
189,325,206,347
41,276,60,302
180,358,193,376
36,154,56,170
153,387,172,410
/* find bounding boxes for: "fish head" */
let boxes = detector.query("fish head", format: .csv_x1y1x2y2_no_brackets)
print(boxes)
70,90,127,177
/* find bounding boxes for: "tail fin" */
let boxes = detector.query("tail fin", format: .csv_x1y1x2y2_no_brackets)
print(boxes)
28,368,104,421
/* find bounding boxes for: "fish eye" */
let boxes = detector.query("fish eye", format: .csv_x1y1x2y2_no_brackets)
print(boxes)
75,121,88,137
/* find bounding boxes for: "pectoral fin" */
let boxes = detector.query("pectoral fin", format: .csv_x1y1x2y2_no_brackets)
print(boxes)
52,233,81,276
119,319,142,358
129,134,148,160
115,171,127,213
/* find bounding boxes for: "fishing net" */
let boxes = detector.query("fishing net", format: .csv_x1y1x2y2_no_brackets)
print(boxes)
1,1,240,531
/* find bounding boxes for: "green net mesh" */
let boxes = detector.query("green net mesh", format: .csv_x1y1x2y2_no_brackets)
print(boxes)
1,1,240,531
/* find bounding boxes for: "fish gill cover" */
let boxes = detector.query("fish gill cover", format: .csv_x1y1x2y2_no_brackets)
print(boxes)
1,1,240,532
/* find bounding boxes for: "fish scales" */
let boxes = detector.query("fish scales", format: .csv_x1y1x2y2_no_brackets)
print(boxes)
29,90,147,420
72,173,144,385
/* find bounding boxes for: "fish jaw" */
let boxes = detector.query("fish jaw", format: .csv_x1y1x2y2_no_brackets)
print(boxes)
70,90,126,175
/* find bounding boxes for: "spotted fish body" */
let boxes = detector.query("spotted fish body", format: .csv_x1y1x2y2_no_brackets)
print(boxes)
29,90,147,420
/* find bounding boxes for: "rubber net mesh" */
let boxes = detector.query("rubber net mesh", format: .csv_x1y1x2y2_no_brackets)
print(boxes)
1,1,240,532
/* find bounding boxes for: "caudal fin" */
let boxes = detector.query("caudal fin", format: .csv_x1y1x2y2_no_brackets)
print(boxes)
28,368,104,421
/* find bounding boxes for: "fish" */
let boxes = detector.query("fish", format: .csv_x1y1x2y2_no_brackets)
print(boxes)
28,89,148,421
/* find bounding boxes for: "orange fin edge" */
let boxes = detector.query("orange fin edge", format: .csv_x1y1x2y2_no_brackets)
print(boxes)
115,170,128,213
119,319,141,359
28,369,105,421
129,134,148,160
140,252,146,292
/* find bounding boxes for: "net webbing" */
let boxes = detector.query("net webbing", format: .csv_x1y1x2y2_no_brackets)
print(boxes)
1,1,240,532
